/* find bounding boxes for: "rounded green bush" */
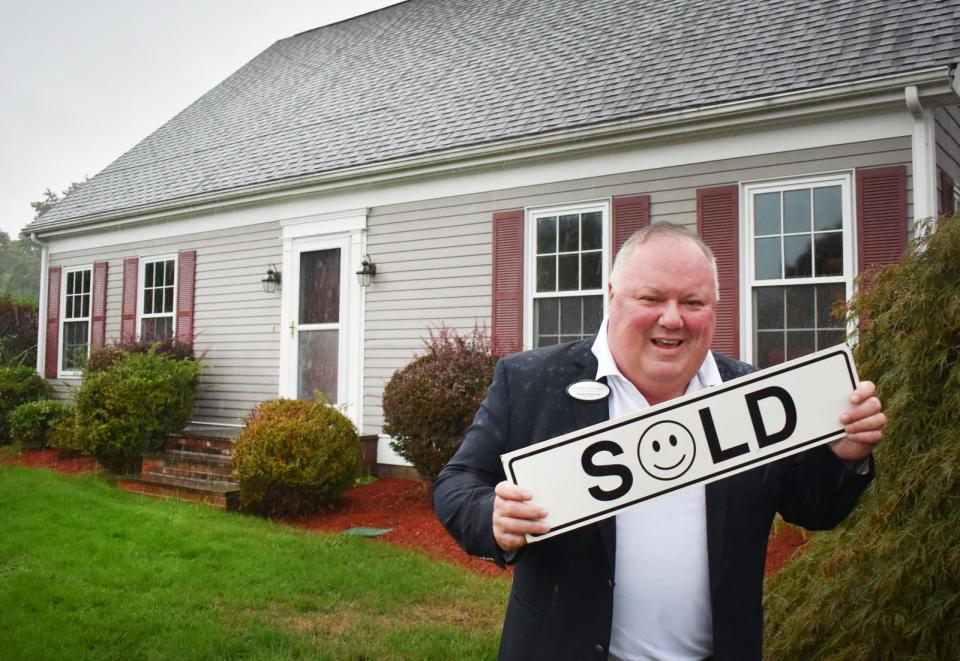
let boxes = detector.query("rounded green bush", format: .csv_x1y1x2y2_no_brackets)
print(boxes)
233,398,361,516
9,399,71,450
0,365,52,443
57,349,201,473
382,325,497,482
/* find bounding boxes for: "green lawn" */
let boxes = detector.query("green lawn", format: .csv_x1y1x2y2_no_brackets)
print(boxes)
0,466,509,660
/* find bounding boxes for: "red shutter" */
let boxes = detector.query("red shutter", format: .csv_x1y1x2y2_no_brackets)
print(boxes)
176,250,196,344
44,267,62,378
120,257,139,343
492,209,524,356
612,195,650,259
856,166,907,278
939,167,955,217
697,185,740,359
91,261,108,349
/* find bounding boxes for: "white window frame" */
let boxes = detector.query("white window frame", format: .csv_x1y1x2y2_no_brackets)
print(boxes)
58,265,93,378
740,172,856,365
523,199,611,350
137,254,178,342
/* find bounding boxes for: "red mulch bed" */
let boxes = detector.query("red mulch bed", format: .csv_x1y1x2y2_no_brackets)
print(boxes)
4,450,807,578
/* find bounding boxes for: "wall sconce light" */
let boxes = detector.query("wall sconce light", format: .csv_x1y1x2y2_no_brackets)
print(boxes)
356,254,377,288
261,265,282,293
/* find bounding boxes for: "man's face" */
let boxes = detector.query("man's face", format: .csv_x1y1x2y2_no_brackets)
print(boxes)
606,235,717,405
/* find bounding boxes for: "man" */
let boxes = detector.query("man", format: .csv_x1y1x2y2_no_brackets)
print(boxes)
433,222,886,660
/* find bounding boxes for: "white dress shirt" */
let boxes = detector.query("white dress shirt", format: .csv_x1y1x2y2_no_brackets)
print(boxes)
592,318,721,661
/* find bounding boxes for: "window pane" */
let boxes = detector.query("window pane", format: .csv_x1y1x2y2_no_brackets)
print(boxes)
299,249,341,324
816,283,846,327
786,330,815,360
754,286,783,330
145,262,154,287
755,237,782,279
582,212,602,250
557,254,579,291
153,289,163,314
144,291,153,314
83,269,91,292
784,235,812,278
754,193,781,235
783,189,811,234
538,336,559,347
81,295,89,318
583,295,603,335
786,285,815,329
164,288,174,313
298,329,338,402
62,320,89,371
817,329,846,349
560,297,582,335
537,217,556,254
581,252,602,290
558,214,579,252
814,186,842,231
154,263,164,287
142,317,173,342
536,255,556,292
535,298,559,335
756,331,783,369
814,231,843,276
165,260,175,286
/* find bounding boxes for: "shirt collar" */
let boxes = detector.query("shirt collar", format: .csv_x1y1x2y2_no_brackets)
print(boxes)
591,317,723,391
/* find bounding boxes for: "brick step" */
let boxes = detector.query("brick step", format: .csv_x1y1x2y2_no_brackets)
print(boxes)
141,455,238,485
116,474,240,511
162,436,234,457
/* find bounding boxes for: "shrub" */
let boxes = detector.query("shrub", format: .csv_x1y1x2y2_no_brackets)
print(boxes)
0,365,52,443
764,214,960,658
55,349,201,473
382,325,497,482
85,338,196,373
9,399,72,449
233,398,360,516
0,295,38,367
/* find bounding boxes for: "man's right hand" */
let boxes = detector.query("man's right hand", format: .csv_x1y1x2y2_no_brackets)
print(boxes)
493,481,551,552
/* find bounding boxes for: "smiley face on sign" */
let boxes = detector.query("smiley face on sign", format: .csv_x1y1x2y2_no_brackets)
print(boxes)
637,420,696,481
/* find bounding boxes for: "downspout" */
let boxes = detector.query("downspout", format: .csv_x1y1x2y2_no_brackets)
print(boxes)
27,232,48,376
905,85,937,234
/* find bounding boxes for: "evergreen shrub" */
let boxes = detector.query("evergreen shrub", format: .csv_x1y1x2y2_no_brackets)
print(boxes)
0,365,52,443
0,295,38,367
233,398,360,516
764,214,960,658
9,399,71,449
382,325,497,482
53,349,201,473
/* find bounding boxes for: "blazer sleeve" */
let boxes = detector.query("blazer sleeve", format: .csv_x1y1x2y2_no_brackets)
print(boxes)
777,443,875,530
432,359,514,568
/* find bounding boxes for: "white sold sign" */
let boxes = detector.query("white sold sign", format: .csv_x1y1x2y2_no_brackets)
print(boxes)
500,345,859,543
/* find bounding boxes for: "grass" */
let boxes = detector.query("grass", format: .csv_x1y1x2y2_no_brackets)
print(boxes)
0,466,509,660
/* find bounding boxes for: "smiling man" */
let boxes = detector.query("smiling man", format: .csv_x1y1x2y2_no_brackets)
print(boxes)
433,222,886,660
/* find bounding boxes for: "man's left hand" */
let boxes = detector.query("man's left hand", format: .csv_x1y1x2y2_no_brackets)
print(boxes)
830,380,886,464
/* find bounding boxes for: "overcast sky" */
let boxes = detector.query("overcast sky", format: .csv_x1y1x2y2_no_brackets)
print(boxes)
0,0,406,240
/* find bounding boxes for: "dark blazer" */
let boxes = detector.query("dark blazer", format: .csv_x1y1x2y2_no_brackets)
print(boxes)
433,338,874,661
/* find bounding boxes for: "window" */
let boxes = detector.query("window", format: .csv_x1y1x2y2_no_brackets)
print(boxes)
60,267,91,374
744,176,853,368
140,256,176,341
528,203,608,347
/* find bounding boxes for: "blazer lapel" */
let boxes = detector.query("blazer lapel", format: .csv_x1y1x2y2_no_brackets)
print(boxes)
566,338,617,570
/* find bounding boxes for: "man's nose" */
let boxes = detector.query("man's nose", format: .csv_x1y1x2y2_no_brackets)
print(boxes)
658,301,683,328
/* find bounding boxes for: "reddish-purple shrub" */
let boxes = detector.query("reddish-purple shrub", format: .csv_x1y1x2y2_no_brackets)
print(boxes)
382,325,497,481
85,338,195,373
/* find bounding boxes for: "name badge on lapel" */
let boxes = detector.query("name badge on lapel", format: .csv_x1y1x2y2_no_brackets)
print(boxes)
566,380,610,402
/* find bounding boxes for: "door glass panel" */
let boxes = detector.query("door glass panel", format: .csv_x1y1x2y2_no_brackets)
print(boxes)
299,249,340,324
298,330,338,402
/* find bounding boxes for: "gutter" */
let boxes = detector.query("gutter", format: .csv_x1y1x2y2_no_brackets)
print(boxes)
30,66,957,239
26,232,48,376
905,84,938,229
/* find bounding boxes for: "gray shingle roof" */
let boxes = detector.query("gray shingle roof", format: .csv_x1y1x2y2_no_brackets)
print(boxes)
31,0,960,228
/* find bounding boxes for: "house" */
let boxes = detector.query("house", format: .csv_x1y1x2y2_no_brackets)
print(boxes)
24,0,960,472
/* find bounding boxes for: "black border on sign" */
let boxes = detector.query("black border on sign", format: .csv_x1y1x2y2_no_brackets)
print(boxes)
504,347,857,536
